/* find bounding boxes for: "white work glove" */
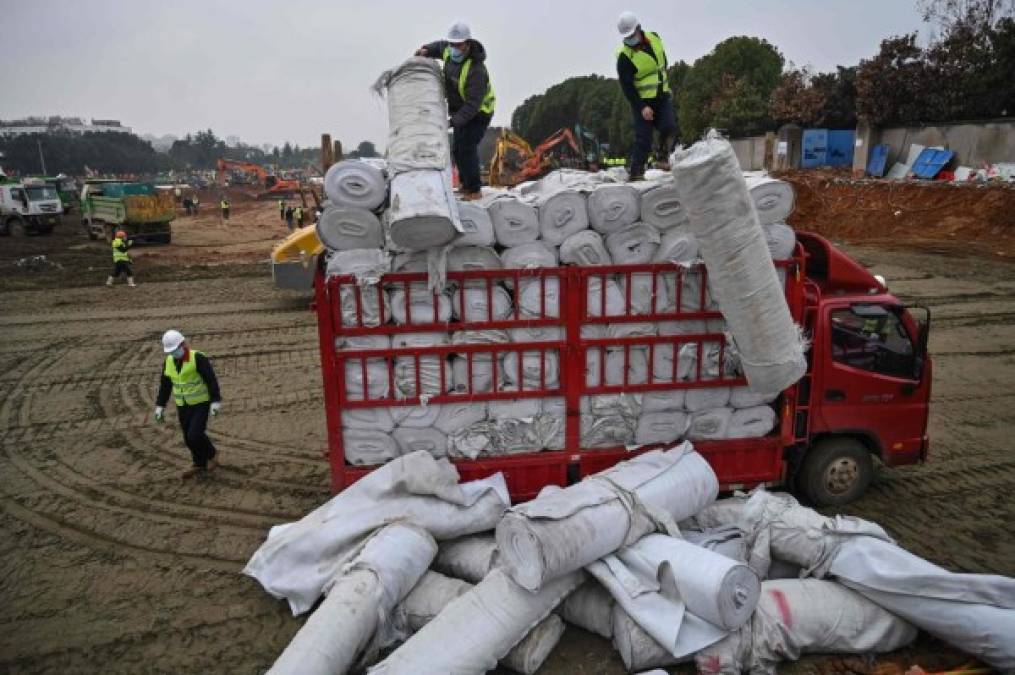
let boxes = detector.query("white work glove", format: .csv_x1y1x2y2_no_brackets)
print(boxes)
210,401,222,417
154,406,165,423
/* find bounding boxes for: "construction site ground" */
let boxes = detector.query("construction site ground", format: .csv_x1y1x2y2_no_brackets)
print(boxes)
1,182,1013,674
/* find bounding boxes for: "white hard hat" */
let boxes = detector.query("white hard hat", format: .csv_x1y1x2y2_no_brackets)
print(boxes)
162,329,185,353
446,20,471,43
617,11,639,38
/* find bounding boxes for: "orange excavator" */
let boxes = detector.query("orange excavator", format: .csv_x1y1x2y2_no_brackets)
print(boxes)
489,126,605,186
215,158,301,200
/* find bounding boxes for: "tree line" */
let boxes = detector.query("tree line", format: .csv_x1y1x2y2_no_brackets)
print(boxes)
513,0,1014,155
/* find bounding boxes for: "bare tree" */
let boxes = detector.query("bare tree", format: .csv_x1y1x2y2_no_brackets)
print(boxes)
918,0,1015,29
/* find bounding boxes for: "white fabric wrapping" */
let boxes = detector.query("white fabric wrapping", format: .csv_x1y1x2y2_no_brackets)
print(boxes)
673,134,806,395
447,245,502,272
391,404,441,428
316,206,384,251
639,180,690,231
588,183,641,234
641,389,686,413
343,406,396,433
392,426,448,459
268,523,436,675
683,525,748,563
730,387,779,408
688,407,733,440
391,250,428,273
585,276,626,317
344,357,390,400
746,579,918,675
388,169,462,250
488,197,540,247
509,321,563,343
536,189,589,244
396,570,565,675
451,353,501,394
728,405,777,438
344,429,400,465
606,223,661,264
502,241,558,269
745,174,795,225
391,332,450,399
453,285,513,322
685,387,732,412
244,451,509,615
517,277,561,317
496,444,719,590
581,414,636,448
559,581,615,638
323,159,387,211
376,57,450,174
326,249,392,328
389,288,452,325
433,402,488,436
560,230,613,266
369,568,583,675
611,604,682,671
636,411,689,445
434,533,499,583
762,222,796,260
503,350,561,389
489,395,542,421
618,272,671,315
455,202,496,247
337,334,391,351
653,228,700,265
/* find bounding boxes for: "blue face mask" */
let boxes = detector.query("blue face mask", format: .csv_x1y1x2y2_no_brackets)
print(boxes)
171,347,185,359
449,45,465,63
624,34,640,47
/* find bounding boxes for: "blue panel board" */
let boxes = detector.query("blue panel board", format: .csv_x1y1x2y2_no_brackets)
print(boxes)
826,130,856,167
801,129,828,169
910,148,954,179
867,143,890,177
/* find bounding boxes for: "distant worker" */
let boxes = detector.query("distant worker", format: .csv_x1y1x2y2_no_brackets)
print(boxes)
220,197,230,221
191,194,199,214
295,205,304,228
278,198,285,221
106,229,137,288
615,11,678,180
154,330,222,479
285,205,295,230
415,20,495,201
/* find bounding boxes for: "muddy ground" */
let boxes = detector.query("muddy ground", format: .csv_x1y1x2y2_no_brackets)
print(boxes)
1,197,1012,674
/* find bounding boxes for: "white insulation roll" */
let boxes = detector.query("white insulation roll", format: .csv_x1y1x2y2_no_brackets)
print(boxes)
269,523,436,675
488,197,540,247
536,189,589,244
502,241,558,269
560,229,613,266
323,159,387,211
433,533,499,583
611,603,682,672
375,57,450,174
639,181,690,231
388,169,461,250
496,444,718,591
745,175,796,225
447,245,502,272
369,568,583,675
673,134,806,395
588,183,641,234
343,428,399,466
606,223,661,265
455,201,496,247
559,581,615,639
316,206,384,250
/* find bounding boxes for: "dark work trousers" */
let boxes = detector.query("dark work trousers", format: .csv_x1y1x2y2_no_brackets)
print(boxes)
221,208,230,220
452,112,492,193
177,402,217,468
629,94,678,177
111,260,133,279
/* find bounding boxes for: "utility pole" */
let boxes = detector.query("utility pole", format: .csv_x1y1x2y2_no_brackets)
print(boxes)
37,139,47,175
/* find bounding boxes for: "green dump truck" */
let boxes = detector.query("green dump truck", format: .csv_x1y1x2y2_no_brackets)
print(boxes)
80,180,175,244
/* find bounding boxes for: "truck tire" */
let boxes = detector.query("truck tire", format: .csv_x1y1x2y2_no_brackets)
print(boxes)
797,437,873,507
9,218,28,237
83,220,98,240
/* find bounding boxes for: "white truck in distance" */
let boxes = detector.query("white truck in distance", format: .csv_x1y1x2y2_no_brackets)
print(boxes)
0,179,63,236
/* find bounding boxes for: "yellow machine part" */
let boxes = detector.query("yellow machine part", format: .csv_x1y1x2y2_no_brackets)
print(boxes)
271,225,323,263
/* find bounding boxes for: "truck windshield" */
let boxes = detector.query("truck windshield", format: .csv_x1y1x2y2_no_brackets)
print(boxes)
26,186,59,201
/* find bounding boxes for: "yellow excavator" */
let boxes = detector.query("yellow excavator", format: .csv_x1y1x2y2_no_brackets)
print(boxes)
270,183,324,290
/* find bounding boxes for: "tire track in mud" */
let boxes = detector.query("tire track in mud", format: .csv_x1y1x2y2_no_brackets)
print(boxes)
0,299,309,328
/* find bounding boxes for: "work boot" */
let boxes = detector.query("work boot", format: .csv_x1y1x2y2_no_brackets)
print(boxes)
460,190,483,202
181,466,204,480
105,276,114,286
655,160,671,172
207,458,221,472
127,277,137,288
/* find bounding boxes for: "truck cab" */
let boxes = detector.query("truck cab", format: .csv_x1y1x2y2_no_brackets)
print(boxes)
0,179,63,236
792,233,932,505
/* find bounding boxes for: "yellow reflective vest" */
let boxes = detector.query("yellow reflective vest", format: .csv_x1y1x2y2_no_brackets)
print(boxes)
442,47,496,115
112,237,130,263
164,350,210,406
617,31,671,99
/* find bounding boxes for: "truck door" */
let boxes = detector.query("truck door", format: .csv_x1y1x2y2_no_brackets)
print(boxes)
817,302,930,465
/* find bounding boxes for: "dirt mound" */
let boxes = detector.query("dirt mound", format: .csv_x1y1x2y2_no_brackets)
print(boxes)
779,170,1015,259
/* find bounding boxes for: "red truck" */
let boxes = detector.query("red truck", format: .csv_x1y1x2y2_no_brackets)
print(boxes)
314,232,931,506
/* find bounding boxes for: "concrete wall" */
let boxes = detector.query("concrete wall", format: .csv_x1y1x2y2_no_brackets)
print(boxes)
876,120,1015,168
730,135,768,170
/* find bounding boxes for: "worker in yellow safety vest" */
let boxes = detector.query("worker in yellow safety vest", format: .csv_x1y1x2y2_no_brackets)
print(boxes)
278,198,285,221
220,197,230,221
106,229,137,287
294,205,304,228
415,20,495,201
154,330,223,479
615,11,678,180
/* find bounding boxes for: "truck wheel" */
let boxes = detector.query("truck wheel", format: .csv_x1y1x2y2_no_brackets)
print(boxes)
797,437,873,507
9,218,28,237
83,220,98,240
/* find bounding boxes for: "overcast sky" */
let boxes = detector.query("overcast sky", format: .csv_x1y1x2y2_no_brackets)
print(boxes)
2,0,927,149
